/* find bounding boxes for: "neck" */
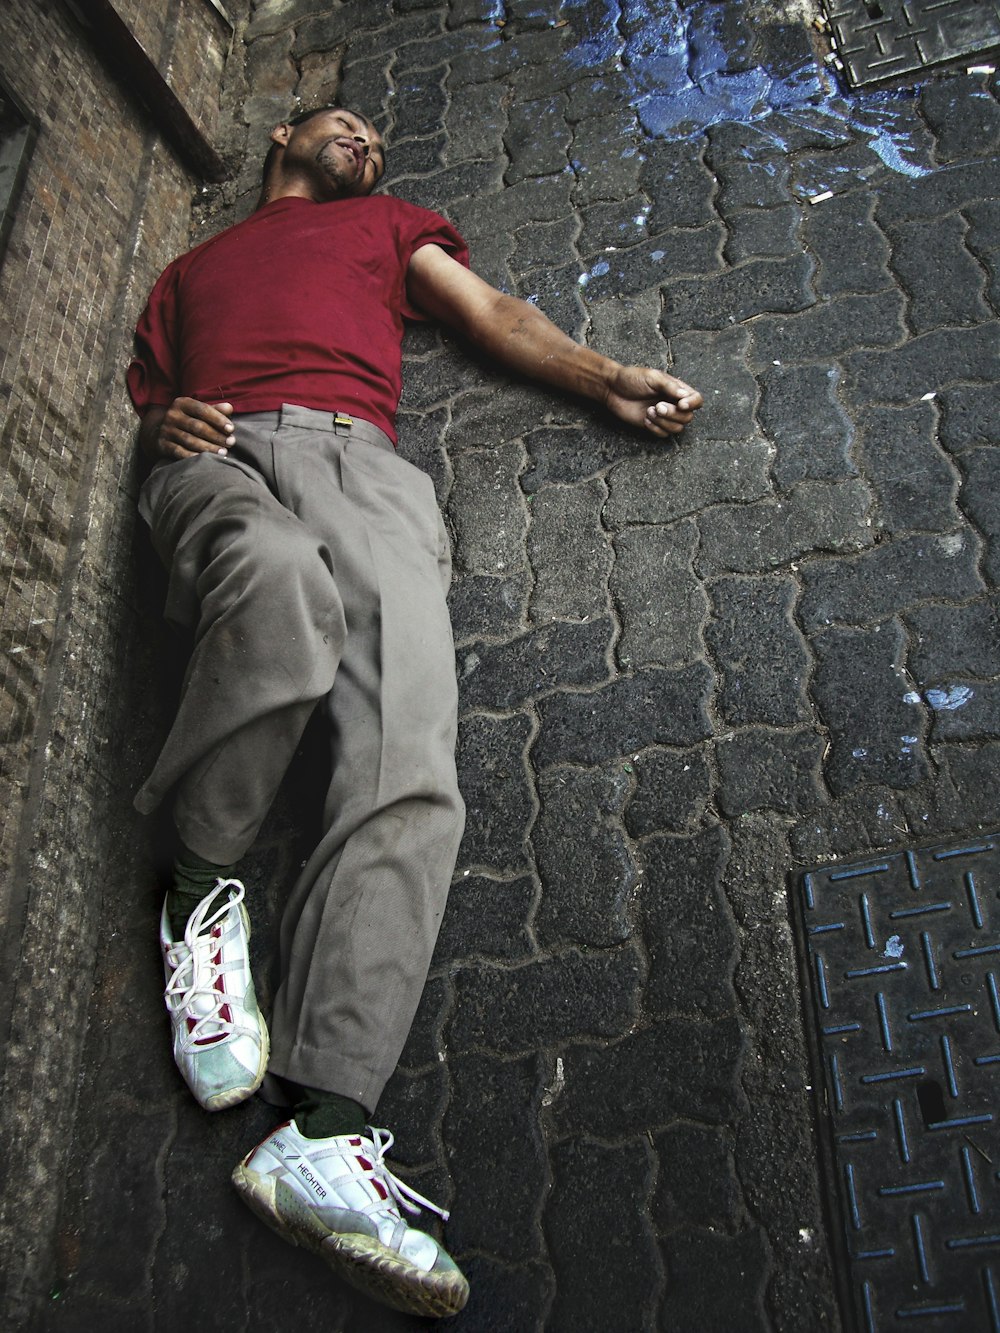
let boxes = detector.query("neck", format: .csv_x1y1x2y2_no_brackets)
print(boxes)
255,180,318,211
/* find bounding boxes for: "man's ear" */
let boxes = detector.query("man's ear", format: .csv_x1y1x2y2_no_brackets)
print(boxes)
270,123,292,147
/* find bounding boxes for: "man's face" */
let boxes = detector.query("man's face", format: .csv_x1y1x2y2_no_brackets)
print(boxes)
276,109,386,199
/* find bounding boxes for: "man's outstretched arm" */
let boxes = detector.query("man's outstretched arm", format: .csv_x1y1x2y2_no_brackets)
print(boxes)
406,243,702,436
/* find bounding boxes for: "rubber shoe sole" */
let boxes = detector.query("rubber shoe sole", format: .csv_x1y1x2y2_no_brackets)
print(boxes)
232,1162,469,1317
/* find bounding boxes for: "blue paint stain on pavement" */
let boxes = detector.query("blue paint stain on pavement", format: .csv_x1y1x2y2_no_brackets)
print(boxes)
926,686,975,711
570,0,934,179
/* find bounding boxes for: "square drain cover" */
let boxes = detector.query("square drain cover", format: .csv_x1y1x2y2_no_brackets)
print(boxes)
821,1,1000,87
797,835,1000,1330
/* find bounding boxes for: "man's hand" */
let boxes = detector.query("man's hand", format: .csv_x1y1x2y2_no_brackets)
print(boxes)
139,397,235,462
604,365,703,437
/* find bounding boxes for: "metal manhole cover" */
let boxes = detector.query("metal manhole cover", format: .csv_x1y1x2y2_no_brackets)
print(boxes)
796,835,1000,1330
821,1,1000,88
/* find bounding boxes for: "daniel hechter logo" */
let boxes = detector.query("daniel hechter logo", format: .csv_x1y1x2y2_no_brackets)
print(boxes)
296,1160,328,1200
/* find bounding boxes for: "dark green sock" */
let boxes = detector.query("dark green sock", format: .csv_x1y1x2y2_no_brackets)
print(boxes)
293,1085,368,1139
167,845,238,939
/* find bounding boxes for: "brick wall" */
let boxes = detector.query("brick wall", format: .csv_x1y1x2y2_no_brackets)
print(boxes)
0,0,237,1318
109,0,232,141
165,0,233,143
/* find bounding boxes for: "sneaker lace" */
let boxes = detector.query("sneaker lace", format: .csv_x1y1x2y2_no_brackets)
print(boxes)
357,1127,451,1225
164,878,258,1049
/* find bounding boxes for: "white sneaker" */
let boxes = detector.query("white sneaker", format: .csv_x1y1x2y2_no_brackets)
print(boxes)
232,1119,470,1317
160,879,269,1111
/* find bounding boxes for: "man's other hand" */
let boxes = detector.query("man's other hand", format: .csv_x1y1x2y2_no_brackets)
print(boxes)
140,398,235,462
604,366,702,437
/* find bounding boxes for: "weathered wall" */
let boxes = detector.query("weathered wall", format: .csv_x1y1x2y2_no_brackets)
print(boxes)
0,0,237,1318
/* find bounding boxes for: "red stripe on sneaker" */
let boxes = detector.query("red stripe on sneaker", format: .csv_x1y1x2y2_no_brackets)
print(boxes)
356,1154,388,1199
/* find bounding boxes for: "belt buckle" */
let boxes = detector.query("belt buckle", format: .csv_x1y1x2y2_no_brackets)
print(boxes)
334,412,353,433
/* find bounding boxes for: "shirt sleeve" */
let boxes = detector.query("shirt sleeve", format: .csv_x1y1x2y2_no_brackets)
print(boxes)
125,261,182,415
397,203,471,322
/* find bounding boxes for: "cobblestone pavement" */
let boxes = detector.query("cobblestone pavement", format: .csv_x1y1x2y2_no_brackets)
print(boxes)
38,2,1000,1331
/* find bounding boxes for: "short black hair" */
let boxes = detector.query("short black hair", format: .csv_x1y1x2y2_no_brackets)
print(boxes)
261,105,384,186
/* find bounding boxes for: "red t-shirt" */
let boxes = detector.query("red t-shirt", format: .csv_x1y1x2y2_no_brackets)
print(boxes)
126,195,469,444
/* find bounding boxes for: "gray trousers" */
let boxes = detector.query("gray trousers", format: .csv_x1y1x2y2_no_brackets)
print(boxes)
137,404,465,1112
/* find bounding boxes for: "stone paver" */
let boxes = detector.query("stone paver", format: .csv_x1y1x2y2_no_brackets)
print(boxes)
37,3,1000,1331
526,479,612,622
611,520,708,668
757,363,855,487
854,401,961,532
803,189,892,297
706,573,811,726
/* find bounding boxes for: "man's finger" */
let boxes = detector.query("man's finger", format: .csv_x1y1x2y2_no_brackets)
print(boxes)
209,402,236,434
644,414,684,437
165,408,233,448
159,417,231,456
175,415,232,439
654,377,702,411
647,401,694,424
173,428,230,454
172,397,236,436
